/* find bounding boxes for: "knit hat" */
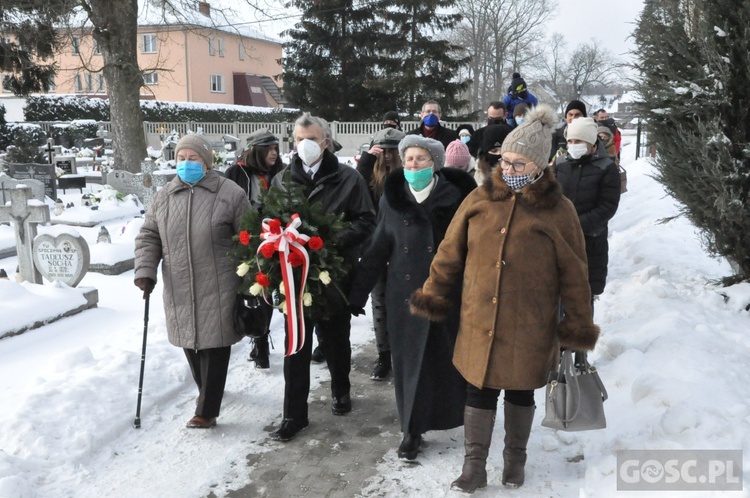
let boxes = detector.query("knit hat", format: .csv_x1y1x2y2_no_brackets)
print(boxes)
175,134,213,167
372,127,405,148
597,125,613,139
500,104,558,168
480,124,512,155
509,72,527,96
564,100,587,117
565,117,598,145
513,102,529,118
247,128,279,147
398,134,445,170
382,111,401,128
445,139,471,170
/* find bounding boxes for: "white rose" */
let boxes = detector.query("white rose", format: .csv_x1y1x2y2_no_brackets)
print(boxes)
249,282,263,296
236,262,250,277
279,281,285,295
319,270,331,285
303,292,313,306
279,300,287,314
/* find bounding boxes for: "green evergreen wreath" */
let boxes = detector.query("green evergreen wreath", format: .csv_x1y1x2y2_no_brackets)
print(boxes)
233,170,351,323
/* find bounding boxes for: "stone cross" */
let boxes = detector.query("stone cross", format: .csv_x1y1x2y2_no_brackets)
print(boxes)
0,186,51,283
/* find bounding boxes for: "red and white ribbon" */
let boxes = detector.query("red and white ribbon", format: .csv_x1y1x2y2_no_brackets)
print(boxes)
256,214,311,356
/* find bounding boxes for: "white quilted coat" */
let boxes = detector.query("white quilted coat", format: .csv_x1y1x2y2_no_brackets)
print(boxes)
135,170,251,349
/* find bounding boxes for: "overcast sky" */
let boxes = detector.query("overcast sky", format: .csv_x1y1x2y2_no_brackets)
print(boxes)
546,0,645,58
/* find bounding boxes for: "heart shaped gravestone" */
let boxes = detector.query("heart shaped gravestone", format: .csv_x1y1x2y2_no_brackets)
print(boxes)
32,233,90,287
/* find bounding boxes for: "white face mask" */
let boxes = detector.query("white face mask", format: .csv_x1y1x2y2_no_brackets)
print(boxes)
297,139,324,166
567,143,589,159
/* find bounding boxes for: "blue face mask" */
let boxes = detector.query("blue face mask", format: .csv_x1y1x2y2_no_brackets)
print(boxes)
177,160,205,183
460,135,471,144
515,117,525,126
404,166,434,191
423,114,439,127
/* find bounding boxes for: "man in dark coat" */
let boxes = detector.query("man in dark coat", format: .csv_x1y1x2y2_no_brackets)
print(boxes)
349,134,476,461
554,116,621,297
406,100,458,149
268,113,377,442
470,101,513,158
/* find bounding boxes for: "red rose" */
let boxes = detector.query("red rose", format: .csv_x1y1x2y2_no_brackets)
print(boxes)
288,252,304,267
308,236,324,251
260,244,276,258
255,272,270,287
239,230,251,246
268,219,282,234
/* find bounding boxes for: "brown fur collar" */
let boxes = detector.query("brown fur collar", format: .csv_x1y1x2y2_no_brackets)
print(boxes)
483,165,563,210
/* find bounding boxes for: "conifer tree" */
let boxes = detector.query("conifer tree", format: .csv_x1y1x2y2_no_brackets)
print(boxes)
281,0,399,121
380,0,470,117
633,0,750,281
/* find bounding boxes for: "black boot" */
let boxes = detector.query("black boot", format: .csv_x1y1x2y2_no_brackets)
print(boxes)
370,351,391,381
397,432,422,460
311,344,325,363
248,341,258,361
254,335,270,369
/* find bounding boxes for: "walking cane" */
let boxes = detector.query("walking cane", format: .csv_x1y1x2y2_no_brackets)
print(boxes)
133,294,150,429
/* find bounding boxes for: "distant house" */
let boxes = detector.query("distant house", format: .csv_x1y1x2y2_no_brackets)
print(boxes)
4,1,285,108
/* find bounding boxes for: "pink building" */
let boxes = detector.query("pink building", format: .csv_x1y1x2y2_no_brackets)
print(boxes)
49,1,285,107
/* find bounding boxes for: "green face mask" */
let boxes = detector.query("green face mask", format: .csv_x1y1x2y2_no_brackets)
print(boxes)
403,166,434,191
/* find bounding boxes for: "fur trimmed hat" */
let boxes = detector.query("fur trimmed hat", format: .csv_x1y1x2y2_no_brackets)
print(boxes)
372,127,405,148
565,117,599,145
564,99,587,117
398,134,445,170
445,139,471,170
500,104,557,168
175,134,213,167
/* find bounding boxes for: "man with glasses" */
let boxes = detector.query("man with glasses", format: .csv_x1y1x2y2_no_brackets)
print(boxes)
407,100,458,149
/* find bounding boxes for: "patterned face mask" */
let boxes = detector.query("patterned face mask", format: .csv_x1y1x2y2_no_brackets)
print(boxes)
502,172,534,191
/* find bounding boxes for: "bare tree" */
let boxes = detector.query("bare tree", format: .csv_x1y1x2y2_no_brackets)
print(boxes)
453,0,555,111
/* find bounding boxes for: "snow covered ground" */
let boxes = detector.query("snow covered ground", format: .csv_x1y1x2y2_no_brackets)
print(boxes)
1,141,749,497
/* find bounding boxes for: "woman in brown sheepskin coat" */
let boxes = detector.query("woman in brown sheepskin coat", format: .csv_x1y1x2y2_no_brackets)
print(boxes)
409,104,600,494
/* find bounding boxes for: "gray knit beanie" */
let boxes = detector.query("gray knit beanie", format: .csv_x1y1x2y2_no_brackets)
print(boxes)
175,134,214,168
398,135,445,169
500,104,558,168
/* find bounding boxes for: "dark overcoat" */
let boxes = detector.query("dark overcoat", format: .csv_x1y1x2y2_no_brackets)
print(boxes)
410,167,600,390
555,143,621,295
349,168,477,434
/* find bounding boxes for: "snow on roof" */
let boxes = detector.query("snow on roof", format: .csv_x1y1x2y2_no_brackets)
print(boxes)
580,90,643,114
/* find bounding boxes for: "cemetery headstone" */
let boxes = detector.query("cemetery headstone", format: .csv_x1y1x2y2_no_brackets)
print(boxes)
55,155,77,175
0,173,46,204
7,164,56,200
32,232,90,287
106,160,170,211
0,186,50,284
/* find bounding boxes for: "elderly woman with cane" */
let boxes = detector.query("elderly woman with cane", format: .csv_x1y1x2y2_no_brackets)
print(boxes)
134,134,250,429
410,105,600,492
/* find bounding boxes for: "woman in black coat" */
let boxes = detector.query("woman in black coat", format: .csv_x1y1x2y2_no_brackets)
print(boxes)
349,135,477,461
554,117,621,297
355,127,406,380
224,128,284,368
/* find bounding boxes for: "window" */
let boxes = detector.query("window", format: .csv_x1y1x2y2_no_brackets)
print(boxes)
93,40,101,55
71,36,80,55
48,75,56,92
95,74,105,93
85,73,93,92
210,74,224,93
143,71,158,86
250,86,263,94
141,34,157,53
218,38,224,57
238,42,245,61
74,74,83,93
208,36,215,56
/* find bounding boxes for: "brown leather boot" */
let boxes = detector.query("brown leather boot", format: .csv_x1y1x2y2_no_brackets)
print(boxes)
450,406,496,494
501,402,535,487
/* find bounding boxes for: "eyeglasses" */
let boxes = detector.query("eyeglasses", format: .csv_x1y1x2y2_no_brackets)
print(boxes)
499,157,532,172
